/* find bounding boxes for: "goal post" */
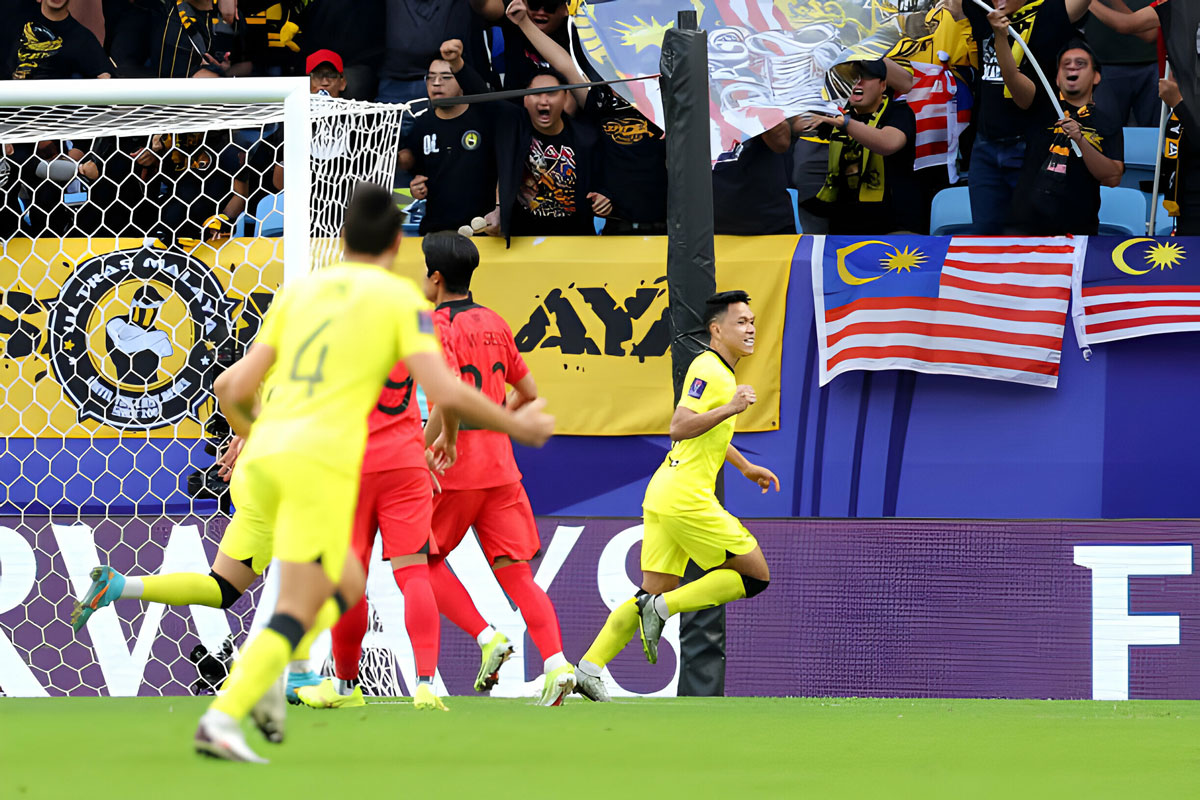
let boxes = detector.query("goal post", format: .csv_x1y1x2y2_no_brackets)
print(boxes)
0,79,412,697
0,77,312,282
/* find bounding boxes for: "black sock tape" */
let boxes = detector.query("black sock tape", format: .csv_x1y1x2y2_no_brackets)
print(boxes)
266,613,305,650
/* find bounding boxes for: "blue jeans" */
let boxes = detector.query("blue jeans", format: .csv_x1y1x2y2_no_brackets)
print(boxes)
1093,63,1160,127
968,135,1026,235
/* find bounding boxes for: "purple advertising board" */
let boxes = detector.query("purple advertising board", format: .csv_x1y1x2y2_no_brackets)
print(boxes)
2,516,1198,700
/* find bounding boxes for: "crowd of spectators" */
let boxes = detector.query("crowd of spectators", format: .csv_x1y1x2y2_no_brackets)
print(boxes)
0,0,1194,241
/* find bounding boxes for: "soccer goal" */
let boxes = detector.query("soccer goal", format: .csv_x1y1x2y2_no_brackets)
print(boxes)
0,78,413,697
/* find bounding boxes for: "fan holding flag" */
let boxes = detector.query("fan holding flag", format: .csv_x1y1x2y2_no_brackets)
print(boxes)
1089,0,1200,232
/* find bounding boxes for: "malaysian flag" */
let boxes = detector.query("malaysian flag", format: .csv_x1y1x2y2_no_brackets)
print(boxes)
1071,237,1200,355
812,236,1083,388
906,62,972,181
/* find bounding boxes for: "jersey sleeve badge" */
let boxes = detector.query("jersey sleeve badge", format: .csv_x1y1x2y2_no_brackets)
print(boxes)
418,309,434,334
687,378,707,399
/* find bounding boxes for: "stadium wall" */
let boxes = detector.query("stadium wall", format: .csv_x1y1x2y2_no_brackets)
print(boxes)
3,516,1197,699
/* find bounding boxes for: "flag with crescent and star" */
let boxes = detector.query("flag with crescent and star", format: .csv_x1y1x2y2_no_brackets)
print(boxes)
1070,237,1200,355
812,235,1083,388
572,1,939,160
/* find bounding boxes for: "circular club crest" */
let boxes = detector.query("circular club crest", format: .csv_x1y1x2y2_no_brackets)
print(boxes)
47,248,233,430
461,130,481,151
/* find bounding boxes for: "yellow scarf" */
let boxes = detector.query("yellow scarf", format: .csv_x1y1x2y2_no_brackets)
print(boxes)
818,96,891,205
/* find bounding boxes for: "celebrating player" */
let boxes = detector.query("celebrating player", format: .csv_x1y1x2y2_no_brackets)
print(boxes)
420,231,575,706
573,291,779,702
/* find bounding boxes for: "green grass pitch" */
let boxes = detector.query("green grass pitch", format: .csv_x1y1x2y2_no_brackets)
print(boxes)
1,696,1198,798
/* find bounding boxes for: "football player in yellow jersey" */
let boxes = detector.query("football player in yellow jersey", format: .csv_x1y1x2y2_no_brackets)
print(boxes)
187,184,553,761
574,291,779,702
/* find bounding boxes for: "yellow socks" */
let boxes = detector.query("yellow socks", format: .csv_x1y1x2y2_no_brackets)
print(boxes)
292,599,339,663
137,573,223,607
211,626,293,720
581,598,639,669
663,569,745,615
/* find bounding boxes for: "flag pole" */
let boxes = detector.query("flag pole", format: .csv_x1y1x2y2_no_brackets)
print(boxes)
1149,63,1173,235
967,0,1081,156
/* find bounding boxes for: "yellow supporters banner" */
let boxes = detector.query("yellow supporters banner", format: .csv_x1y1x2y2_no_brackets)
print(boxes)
1,238,283,438
2,235,790,438
390,236,792,435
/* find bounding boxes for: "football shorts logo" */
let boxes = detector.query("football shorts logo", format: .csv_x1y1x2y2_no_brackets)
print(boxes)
47,248,234,430
687,378,707,399
461,130,481,150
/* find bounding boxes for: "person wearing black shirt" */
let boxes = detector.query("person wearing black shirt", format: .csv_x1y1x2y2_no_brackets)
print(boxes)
400,54,498,235
1158,76,1200,234
443,39,610,240
802,59,922,235
5,0,113,79
154,0,228,78
299,0,385,100
710,129,796,236
1086,0,1158,126
505,0,666,233
1009,41,1124,235
963,0,1089,233
475,0,569,92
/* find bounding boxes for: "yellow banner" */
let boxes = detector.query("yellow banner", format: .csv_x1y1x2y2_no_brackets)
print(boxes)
2,235,791,438
392,235,792,435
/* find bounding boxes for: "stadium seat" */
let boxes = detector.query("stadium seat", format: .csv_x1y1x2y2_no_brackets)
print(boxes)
786,187,802,234
1121,126,1158,191
594,215,606,234
1098,186,1148,237
255,192,284,237
929,186,974,235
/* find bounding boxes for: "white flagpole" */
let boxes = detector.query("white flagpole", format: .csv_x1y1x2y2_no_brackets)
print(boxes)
967,0,1082,156
1149,63,1173,235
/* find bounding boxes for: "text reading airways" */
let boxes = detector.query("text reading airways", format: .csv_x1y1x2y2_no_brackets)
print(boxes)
514,280,670,360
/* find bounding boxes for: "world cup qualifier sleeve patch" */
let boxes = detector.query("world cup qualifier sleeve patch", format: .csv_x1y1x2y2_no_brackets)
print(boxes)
687,378,707,399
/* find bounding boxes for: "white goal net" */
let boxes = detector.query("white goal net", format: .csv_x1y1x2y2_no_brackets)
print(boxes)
0,78,418,697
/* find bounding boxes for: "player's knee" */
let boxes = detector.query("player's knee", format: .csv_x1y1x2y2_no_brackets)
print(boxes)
741,574,770,599
209,570,243,609
265,613,306,650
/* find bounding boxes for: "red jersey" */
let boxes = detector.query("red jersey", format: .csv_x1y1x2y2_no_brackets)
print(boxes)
361,360,427,473
434,297,530,490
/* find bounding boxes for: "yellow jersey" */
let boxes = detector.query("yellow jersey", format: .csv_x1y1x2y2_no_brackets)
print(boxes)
239,261,439,476
643,350,737,513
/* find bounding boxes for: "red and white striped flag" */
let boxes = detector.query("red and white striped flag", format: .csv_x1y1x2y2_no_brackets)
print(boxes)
906,61,972,181
1071,237,1200,355
813,236,1084,388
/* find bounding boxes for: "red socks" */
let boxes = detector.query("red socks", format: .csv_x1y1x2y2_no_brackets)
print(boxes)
330,594,368,682
392,563,440,680
493,561,563,662
428,558,489,639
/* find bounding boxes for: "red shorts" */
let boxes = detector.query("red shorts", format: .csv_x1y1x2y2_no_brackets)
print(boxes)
351,467,436,565
431,482,540,564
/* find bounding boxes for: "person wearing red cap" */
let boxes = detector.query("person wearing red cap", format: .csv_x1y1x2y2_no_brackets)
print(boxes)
307,49,346,98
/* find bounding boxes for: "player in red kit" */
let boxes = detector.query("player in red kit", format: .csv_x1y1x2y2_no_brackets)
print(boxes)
421,231,576,706
297,356,449,711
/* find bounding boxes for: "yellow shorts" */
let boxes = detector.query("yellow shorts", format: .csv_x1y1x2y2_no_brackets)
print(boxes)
220,453,357,583
640,505,759,577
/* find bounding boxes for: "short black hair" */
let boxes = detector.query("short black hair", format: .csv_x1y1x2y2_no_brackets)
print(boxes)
343,182,403,255
526,65,568,89
1058,38,1101,73
703,290,751,331
423,231,480,293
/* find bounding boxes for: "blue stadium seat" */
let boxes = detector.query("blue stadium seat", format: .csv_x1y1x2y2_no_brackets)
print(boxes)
1098,186,1148,237
929,186,973,235
786,187,802,234
255,192,285,236
1121,126,1158,191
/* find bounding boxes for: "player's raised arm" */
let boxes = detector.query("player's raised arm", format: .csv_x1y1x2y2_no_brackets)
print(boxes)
669,385,754,442
213,342,276,439
406,351,554,447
